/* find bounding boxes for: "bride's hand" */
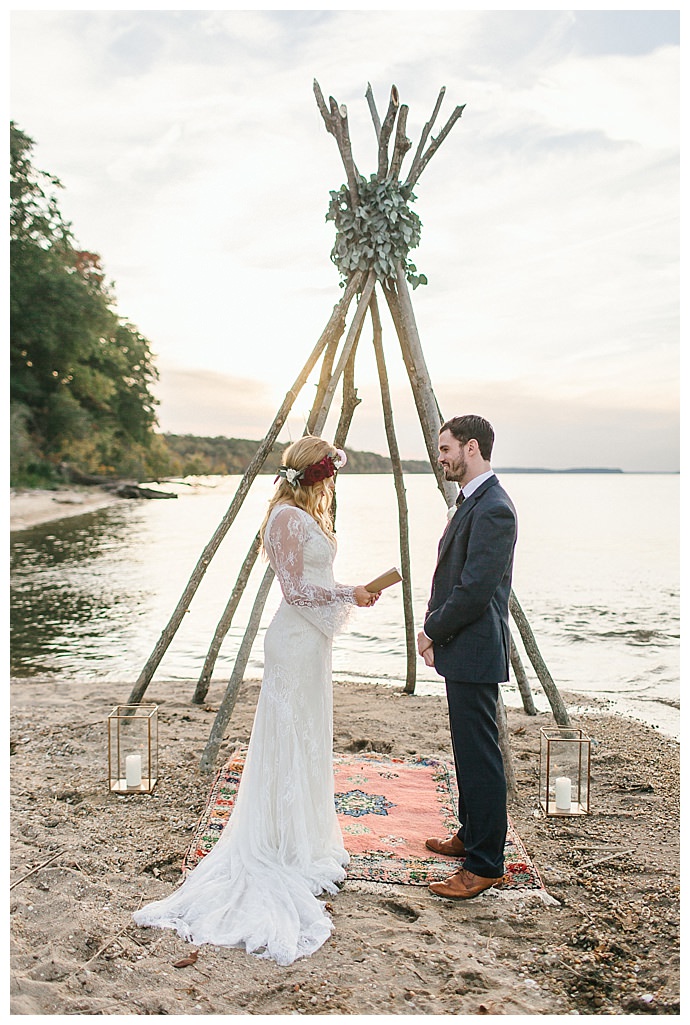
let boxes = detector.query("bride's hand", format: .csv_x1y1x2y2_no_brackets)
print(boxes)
353,586,381,607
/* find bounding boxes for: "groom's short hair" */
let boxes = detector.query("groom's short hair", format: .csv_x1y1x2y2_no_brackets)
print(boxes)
441,415,494,461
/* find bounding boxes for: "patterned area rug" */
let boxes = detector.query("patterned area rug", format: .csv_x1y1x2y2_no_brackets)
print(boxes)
183,750,547,896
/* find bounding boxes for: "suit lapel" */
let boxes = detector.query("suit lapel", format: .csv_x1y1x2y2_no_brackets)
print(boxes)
437,475,499,564
437,495,472,561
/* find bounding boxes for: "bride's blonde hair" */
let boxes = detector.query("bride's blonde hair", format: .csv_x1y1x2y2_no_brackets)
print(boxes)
260,435,338,549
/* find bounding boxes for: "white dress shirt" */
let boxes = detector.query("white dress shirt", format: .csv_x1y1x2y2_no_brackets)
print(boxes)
458,469,495,501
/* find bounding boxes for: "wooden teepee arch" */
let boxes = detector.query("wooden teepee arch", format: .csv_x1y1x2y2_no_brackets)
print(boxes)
127,82,570,781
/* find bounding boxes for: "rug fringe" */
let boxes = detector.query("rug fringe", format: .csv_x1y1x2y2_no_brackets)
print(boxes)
344,880,410,896
345,878,559,906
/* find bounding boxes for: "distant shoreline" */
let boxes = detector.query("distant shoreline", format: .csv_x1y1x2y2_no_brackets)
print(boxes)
495,467,626,474
495,468,679,474
161,434,678,477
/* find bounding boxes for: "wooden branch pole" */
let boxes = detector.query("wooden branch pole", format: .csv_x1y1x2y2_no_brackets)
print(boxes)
127,273,364,707
370,291,416,693
313,80,360,206
192,534,261,704
334,343,362,447
199,275,377,770
509,592,570,726
312,326,342,425
331,313,364,529
510,634,537,716
332,97,361,207
376,86,400,179
404,102,466,191
497,687,518,805
365,82,381,140
311,271,376,436
383,269,456,505
200,565,275,773
388,105,411,182
405,87,446,191
324,341,364,542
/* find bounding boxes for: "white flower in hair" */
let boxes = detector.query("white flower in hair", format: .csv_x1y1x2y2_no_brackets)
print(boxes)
333,448,347,469
285,467,300,485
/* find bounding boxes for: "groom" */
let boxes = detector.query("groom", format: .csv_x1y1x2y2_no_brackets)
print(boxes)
417,414,517,900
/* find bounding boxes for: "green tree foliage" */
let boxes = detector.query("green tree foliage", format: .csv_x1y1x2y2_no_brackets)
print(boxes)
10,122,161,482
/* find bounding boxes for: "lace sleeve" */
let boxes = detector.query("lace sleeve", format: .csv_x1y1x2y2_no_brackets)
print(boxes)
264,506,356,638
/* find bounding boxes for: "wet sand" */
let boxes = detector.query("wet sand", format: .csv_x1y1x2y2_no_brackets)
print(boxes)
10,487,124,532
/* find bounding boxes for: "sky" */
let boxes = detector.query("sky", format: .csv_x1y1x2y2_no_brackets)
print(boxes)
9,6,680,471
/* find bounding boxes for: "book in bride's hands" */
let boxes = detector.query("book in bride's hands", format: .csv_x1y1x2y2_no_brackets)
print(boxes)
365,567,403,593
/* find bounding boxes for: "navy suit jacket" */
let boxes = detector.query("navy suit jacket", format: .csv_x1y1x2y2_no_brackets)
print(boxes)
424,475,517,683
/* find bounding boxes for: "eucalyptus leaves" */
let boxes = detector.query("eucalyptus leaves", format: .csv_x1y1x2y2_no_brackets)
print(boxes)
326,176,428,289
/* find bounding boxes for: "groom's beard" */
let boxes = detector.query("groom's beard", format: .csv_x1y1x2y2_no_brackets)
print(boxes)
440,455,467,483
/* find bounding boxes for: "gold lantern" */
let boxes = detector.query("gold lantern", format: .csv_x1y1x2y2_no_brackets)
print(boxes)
539,726,591,816
108,704,158,793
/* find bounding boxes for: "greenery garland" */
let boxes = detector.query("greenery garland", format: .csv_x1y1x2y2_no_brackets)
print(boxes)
326,175,428,289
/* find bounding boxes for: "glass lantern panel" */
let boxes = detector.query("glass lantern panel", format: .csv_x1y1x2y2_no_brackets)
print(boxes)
540,728,590,815
108,705,158,793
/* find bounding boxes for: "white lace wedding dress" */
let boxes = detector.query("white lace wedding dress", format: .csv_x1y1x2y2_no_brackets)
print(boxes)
133,504,357,965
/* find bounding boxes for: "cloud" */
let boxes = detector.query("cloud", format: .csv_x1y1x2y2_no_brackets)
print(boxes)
521,47,679,149
153,363,280,439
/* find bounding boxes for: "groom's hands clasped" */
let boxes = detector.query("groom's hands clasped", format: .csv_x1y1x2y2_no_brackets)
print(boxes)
417,630,435,666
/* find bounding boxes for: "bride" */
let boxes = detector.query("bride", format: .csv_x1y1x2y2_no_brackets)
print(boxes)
133,436,381,965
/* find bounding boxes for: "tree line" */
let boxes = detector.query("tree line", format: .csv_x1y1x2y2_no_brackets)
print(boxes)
162,434,431,477
10,122,166,485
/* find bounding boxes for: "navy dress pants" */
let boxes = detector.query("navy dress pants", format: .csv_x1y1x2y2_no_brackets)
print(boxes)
444,679,507,878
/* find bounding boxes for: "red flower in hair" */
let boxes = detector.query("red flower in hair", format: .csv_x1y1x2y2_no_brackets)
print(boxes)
301,455,336,486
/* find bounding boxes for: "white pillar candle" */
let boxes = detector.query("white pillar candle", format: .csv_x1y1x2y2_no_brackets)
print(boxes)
555,775,572,811
126,753,142,788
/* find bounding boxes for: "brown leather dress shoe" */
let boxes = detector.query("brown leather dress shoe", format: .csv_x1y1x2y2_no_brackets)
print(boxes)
428,868,504,900
425,834,466,857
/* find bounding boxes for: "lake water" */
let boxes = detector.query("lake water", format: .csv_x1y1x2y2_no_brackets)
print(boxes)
10,473,680,739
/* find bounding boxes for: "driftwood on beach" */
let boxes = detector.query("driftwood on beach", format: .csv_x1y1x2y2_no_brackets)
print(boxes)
59,463,177,500
111,484,176,500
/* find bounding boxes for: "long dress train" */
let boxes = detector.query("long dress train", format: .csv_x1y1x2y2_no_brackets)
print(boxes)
132,504,356,965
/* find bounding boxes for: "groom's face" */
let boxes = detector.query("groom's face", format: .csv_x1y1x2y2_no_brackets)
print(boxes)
438,430,468,483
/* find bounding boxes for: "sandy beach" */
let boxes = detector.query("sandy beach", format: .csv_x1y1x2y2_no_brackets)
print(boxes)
10,673,679,1016
9,489,680,1015
10,487,124,532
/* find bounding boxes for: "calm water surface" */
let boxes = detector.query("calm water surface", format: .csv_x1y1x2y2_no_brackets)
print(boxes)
10,473,679,738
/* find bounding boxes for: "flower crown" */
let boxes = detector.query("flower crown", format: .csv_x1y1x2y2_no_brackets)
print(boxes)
274,448,347,488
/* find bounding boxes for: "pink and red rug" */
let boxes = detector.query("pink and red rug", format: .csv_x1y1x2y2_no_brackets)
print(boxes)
184,750,546,895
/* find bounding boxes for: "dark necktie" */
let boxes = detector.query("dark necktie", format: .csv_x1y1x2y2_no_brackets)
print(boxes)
456,490,465,507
